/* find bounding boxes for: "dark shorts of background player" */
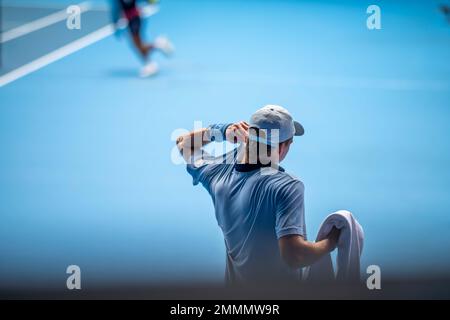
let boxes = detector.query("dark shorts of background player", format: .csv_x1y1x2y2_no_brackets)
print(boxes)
127,15,141,35
120,0,141,35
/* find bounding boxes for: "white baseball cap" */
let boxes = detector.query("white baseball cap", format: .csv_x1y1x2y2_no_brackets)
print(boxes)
249,105,304,145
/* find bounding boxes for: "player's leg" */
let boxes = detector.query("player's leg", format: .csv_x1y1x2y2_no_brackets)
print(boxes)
128,17,153,59
126,15,158,77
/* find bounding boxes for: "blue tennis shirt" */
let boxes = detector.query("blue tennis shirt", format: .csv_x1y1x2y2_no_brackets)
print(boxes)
186,147,307,284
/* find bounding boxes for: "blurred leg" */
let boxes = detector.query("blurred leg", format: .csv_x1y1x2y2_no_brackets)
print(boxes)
129,17,154,60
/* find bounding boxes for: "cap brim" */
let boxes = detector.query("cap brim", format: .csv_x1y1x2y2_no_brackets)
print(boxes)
294,121,304,136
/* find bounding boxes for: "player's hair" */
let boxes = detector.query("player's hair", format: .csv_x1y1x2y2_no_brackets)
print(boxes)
245,127,292,165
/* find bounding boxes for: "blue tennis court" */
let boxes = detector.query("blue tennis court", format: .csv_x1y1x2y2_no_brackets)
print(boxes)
0,0,449,296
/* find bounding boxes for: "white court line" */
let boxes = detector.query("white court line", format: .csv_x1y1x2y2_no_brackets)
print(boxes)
0,1,92,43
0,5,159,88
1,0,109,11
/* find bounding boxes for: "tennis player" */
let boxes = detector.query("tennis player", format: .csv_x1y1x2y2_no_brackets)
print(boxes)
112,0,174,77
176,105,340,285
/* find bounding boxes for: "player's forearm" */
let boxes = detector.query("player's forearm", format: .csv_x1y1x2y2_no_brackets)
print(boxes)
282,237,334,269
294,239,333,268
176,123,231,160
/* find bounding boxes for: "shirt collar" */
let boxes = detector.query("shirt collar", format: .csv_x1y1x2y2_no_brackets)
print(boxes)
234,163,285,173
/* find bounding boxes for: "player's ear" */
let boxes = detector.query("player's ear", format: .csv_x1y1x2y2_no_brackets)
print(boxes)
278,140,287,153
277,139,291,160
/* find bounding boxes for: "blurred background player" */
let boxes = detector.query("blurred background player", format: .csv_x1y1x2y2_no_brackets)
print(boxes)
440,4,450,23
111,0,174,77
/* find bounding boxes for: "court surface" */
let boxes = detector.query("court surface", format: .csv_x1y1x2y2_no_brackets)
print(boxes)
0,0,450,292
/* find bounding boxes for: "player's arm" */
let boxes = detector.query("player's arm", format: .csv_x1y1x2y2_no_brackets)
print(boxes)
176,128,210,161
110,0,122,24
278,227,340,268
175,121,249,161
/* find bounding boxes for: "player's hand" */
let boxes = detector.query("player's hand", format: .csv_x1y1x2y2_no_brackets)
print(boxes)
226,121,250,144
113,18,127,35
326,227,341,252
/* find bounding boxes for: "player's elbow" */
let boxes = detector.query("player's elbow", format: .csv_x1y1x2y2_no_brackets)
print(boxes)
176,135,187,153
279,235,310,269
176,134,194,161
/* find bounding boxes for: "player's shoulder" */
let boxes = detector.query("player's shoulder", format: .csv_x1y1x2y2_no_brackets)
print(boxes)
263,168,304,190
280,171,304,190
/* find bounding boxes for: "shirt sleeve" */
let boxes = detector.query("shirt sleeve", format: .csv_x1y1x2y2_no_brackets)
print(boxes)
186,160,215,187
185,123,234,188
274,179,306,239
186,147,238,193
